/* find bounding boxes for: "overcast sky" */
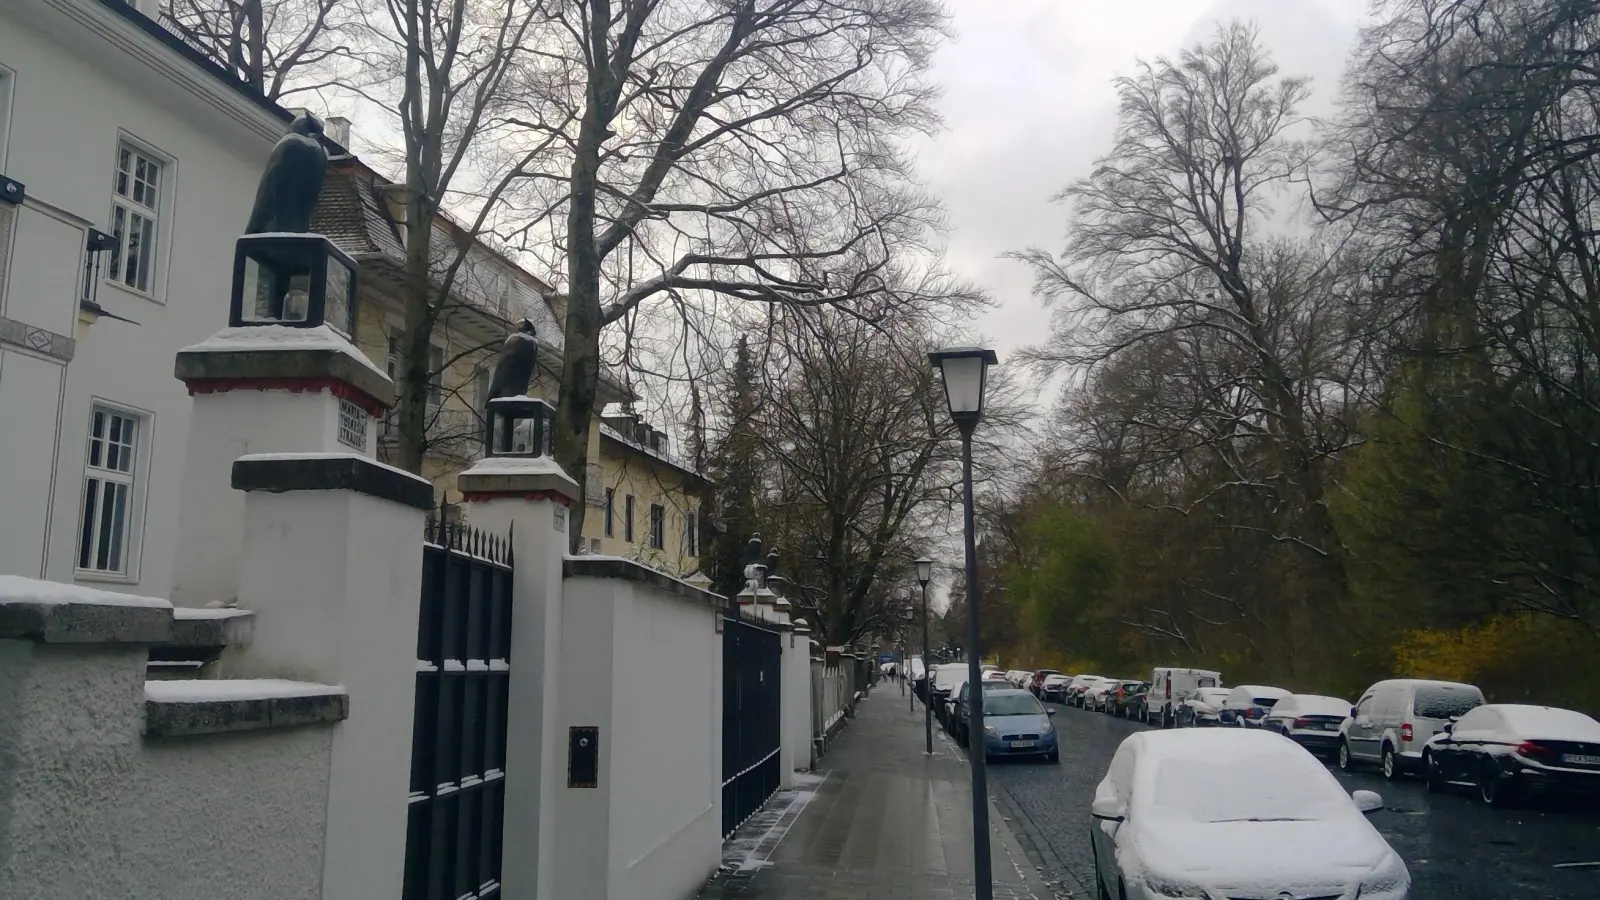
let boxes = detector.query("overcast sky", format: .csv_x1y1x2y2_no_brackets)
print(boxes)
915,0,1367,395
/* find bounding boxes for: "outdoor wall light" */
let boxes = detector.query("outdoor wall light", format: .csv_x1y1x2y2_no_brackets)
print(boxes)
229,233,358,338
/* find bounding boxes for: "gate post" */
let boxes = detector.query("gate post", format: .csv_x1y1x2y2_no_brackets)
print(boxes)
456,454,577,900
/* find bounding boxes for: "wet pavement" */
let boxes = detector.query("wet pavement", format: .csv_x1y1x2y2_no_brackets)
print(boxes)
990,701,1600,900
699,687,1045,899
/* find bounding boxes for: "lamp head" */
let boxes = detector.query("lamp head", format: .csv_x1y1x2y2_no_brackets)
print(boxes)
927,346,998,426
915,556,934,585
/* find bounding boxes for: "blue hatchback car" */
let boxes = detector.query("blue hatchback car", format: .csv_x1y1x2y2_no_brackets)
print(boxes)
977,689,1060,763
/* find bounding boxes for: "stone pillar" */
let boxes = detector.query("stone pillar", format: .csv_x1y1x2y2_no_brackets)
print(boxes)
169,325,393,608
455,455,579,900
782,616,815,775
228,453,432,900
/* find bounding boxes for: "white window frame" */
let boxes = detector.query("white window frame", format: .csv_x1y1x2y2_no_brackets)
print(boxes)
106,134,174,300
74,402,151,581
649,503,665,551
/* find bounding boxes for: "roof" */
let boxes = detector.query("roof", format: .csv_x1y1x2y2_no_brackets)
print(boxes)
1488,704,1600,740
598,424,710,486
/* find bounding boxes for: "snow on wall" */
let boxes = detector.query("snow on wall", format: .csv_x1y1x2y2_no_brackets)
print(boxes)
0,574,171,609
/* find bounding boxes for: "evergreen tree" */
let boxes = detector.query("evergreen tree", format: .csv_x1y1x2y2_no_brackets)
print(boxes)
704,335,764,600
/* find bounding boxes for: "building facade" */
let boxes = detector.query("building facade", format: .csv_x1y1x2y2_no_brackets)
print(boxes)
0,0,708,596
0,0,289,596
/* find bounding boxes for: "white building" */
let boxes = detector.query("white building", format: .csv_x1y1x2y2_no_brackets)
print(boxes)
0,0,289,596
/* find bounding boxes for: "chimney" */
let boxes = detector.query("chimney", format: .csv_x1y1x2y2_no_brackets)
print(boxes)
634,422,650,445
324,116,352,150
601,411,634,436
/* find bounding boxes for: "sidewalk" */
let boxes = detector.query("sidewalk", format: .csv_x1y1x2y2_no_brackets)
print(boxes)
699,685,1046,899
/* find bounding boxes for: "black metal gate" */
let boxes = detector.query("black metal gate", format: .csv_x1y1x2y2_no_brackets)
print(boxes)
404,514,514,900
722,614,783,837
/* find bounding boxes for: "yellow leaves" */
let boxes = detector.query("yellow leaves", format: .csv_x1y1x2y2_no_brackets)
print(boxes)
1394,615,1600,713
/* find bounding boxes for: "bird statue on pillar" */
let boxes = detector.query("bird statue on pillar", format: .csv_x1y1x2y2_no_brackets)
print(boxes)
246,114,328,234
487,319,539,400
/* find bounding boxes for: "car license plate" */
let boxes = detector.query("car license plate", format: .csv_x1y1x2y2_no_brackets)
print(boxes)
1563,753,1600,766
1010,740,1036,748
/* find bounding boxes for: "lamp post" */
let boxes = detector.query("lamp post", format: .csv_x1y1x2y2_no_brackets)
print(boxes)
916,556,933,754
928,345,998,900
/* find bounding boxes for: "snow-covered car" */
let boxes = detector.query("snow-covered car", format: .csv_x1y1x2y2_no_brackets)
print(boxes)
1219,684,1292,728
1089,729,1409,900
1422,703,1600,806
1262,694,1353,757
1085,679,1119,712
1005,669,1031,688
1067,675,1107,707
1176,687,1231,727
1039,674,1072,704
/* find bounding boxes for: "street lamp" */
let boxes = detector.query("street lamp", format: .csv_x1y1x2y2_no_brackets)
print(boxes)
928,345,998,900
915,555,933,754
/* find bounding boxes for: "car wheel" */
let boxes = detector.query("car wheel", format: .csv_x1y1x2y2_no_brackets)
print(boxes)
1424,752,1445,793
1338,739,1354,772
1480,761,1516,808
1381,744,1400,780
1047,748,1060,764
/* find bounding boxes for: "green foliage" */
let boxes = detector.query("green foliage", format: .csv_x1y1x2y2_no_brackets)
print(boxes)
1006,504,1117,665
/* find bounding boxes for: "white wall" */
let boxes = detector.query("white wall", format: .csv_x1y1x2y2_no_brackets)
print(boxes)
0,1,280,596
0,639,332,899
559,573,722,900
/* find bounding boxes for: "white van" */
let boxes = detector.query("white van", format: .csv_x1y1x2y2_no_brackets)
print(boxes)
1148,667,1223,728
1339,678,1485,779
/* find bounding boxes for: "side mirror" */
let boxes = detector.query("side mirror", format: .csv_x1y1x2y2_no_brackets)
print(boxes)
1090,795,1125,822
1352,790,1383,814
1047,708,1058,716
1440,721,1454,735
1350,706,1358,719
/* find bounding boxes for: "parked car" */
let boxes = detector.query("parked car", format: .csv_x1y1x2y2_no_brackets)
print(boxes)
1175,687,1232,728
1005,669,1031,688
1085,679,1119,712
971,688,1061,764
1039,673,1072,704
1262,693,1352,757
1089,729,1408,900
1219,684,1292,728
953,679,1022,746
982,669,1011,684
1066,675,1106,707
1115,682,1150,720
1148,667,1223,728
1028,668,1062,697
1340,678,1485,779
930,665,968,729
1422,704,1600,807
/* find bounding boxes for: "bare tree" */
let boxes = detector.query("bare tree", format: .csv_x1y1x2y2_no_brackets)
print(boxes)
1013,23,1356,589
500,0,954,550
160,0,357,101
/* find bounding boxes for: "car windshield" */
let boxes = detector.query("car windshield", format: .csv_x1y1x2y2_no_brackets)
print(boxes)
1195,689,1229,704
1150,750,1346,823
985,694,1045,716
1414,686,1484,719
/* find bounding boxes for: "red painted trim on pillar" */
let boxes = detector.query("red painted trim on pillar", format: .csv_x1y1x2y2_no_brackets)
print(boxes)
183,376,387,417
461,490,575,508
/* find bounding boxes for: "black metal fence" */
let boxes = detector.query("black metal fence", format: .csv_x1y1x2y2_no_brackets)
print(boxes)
722,615,783,837
404,514,514,900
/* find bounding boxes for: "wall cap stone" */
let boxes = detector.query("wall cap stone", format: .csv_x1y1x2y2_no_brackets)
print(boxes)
0,575,173,643
563,556,727,609
457,455,580,503
233,452,434,510
144,679,349,737
175,324,395,411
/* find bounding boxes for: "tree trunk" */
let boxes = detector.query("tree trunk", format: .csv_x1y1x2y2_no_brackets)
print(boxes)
556,86,609,552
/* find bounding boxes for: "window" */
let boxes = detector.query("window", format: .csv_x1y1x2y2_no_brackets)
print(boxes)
604,488,615,537
77,406,141,576
109,143,162,293
624,495,635,542
427,344,445,408
386,335,401,380
475,367,491,418
649,503,665,550
683,509,699,557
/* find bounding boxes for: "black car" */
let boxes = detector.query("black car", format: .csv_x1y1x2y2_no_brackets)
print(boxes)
1111,681,1148,718
1423,703,1600,806
1261,693,1351,757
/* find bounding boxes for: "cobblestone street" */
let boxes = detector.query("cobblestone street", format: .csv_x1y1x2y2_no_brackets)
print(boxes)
700,686,1045,899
